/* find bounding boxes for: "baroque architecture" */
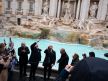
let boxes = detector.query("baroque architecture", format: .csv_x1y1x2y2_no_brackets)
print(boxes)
0,0,108,48
0,0,107,25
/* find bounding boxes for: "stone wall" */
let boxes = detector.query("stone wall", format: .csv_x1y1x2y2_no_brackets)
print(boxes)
1,0,108,21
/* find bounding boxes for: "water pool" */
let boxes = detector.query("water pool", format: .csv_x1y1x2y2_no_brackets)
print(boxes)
0,37,108,70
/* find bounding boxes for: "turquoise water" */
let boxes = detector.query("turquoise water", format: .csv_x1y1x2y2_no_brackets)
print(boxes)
0,37,108,70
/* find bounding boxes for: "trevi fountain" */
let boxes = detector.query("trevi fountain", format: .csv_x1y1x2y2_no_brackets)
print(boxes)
0,0,108,49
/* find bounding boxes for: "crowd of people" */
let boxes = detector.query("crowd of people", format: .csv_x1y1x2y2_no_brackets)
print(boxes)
0,38,17,81
0,38,108,81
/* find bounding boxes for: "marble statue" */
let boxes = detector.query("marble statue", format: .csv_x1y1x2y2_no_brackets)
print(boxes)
63,2,72,24
43,0,49,16
89,2,98,18
64,3,71,20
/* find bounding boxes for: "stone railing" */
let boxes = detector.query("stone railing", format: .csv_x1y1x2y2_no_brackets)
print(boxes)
5,8,12,14
28,10,35,16
16,9,23,15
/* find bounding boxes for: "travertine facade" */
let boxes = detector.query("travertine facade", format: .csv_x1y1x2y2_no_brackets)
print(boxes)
0,0,108,25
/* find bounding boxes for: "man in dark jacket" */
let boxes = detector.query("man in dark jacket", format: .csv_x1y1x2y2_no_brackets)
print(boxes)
43,45,56,81
57,48,69,74
18,43,30,77
29,42,41,80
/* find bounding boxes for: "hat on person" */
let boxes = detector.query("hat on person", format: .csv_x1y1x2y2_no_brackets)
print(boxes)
104,53,108,57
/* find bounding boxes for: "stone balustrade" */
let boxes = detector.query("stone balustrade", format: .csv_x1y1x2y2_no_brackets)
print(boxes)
16,9,23,15
5,8,12,14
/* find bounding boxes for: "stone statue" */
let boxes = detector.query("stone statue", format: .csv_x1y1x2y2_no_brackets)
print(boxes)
89,2,98,18
63,2,72,24
64,3,71,19
43,0,49,16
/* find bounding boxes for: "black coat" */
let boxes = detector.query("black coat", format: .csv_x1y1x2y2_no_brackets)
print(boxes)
58,53,69,73
104,53,108,57
0,64,3,73
55,57,108,81
71,59,79,66
18,46,30,64
8,47,15,56
43,49,56,66
29,42,41,64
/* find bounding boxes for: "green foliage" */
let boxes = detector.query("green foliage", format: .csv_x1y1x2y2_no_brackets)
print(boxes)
32,33,40,39
40,28,50,39
53,33,64,38
21,32,27,37
13,31,19,36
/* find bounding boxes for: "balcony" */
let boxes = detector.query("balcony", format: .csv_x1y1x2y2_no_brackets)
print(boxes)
5,8,12,14
16,9,23,15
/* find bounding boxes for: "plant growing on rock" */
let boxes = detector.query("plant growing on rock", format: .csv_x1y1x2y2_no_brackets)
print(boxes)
39,28,50,39
66,32,80,43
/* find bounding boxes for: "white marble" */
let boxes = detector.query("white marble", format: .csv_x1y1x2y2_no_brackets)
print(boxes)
0,0,4,14
1,0,108,21
49,0,58,17
34,0,38,15
34,0,42,16
11,0,17,15
76,0,81,19
57,0,61,18
89,2,98,18
80,0,90,20
97,0,108,20
3,0,7,14
22,0,29,15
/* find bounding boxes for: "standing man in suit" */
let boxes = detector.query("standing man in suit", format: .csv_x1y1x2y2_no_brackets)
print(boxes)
43,45,56,81
29,42,41,80
18,43,30,77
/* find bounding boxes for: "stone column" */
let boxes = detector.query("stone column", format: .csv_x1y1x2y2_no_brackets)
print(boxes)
57,0,61,18
79,0,90,20
97,0,108,20
38,0,42,15
11,0,17,15
22,0,29,15
3,0,7,14
34,0,38,15
35,0,42,16
0,1,2,15
49,0,58,17
76,0,81,19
